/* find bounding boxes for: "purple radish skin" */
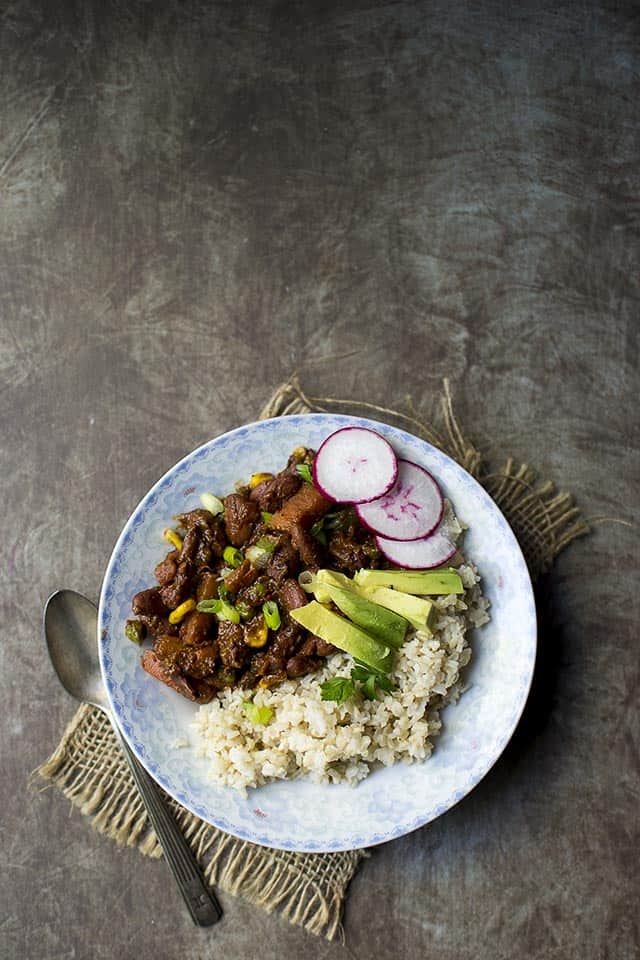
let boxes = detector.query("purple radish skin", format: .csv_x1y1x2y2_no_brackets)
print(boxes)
375,529,456,569
312,427,398,504
355,459,444,541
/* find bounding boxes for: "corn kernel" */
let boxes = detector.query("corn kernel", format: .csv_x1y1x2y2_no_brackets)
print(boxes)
163,528,183,551
249,472,273,489
168,598,196,624
245,616,269,648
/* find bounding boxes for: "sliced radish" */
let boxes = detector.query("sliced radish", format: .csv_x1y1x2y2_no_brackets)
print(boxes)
312,427,398,504
375,529,456,569
355,459,443,541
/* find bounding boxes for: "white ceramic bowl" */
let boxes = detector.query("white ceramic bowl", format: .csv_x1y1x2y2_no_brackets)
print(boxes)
99,414,536,851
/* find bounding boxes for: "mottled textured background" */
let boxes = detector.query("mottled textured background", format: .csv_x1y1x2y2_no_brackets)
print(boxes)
1,1,638,958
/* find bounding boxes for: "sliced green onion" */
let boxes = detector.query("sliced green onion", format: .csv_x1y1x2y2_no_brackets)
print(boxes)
218,601,241,624
246,544,270,569
246,537,277,569
197,595,240,623
296,463,313,483
256,536,277,554
297,569,331,603
261,511,273,524
262,600,281,630
253,582,267,598
223,545,244,568
200,492,224,516
196,598,222,614
242,700,274,725
236,600,254,620
218,583,230,601
298,570,316,593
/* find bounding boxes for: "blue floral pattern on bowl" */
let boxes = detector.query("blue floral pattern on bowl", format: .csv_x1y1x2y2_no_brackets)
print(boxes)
99,414,536,852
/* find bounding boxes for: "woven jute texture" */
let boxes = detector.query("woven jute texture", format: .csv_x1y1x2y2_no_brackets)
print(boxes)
36,376,588,941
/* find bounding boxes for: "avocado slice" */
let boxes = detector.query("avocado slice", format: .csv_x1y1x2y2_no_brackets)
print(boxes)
316,569,355,591
322,583,408,648
307,571,409,645
359,586,435,633
312,569,355,604
307,568,369,604
354,568,464,596
290,601,393,673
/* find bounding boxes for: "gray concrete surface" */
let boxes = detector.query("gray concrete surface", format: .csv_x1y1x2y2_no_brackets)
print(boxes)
1,1,638,958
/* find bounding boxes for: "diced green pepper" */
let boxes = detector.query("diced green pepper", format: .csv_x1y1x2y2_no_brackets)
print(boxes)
125,619,145,645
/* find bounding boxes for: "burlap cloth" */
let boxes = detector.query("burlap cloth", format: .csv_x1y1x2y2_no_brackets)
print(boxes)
36,376,588,940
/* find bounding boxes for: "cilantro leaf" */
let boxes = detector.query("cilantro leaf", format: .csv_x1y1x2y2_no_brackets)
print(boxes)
361,674,378,700
320,677,355,704
310,518,327,544
242,701,274,725
353,657,387,678
351,664,395,699
323,509,345,531
375,674,395,693
296,463,313,483
350,665,371,684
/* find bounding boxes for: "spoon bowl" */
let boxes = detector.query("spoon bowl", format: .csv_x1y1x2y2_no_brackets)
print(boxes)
44,590,108,712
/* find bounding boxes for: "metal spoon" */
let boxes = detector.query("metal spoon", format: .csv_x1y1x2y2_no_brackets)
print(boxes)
44,589,223,927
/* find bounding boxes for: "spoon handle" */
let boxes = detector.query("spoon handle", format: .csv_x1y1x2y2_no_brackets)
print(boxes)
111,720,223,926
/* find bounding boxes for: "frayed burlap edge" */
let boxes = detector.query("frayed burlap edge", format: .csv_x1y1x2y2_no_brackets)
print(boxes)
35,375,588,941
36,699,360,939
